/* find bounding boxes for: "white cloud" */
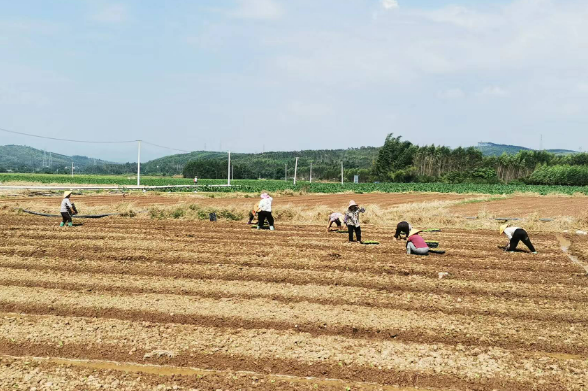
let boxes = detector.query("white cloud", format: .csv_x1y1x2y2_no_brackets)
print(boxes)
438,88,465,100
91,4,128,24
478,86,510,97
230,0,284,20
382,0,399,10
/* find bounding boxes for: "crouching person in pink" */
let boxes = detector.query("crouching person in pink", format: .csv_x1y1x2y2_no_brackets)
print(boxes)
406,229,429,256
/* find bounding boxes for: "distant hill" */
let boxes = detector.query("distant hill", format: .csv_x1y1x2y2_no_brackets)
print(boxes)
142,147,380,174
0,145,116,173
476,142,577,156
0,144,380,179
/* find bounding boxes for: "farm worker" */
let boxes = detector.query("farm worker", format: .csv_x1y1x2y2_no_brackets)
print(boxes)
500,224,537,254
194,176,198,184
60,191,78,227
344,200,365,243
257,193,275,231
406,229,429,255
393,221,412,240
327,212,344,232
248,201,261,225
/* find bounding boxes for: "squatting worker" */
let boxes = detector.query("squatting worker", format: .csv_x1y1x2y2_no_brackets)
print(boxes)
327,212,344,232
394,221,412,240
500,224,537,254
344,200,365,243
257,193,275,231
60,191,78,227
406,229,429,256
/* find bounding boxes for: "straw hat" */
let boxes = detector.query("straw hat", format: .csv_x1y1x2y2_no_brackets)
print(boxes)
408,228,421,237
63,191,72,198
348,200,358,208
499,223,510,235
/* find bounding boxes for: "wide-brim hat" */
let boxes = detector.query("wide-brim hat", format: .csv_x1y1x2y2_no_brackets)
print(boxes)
499,224,510,235
408,228,422,237
348,200,358,208
63,191,72,198
260,193,270,199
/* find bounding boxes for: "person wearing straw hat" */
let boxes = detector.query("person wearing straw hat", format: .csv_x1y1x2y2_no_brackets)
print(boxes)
406,228,429,255
59,191,78,227
500,224,537,253
344,200,365,242
256,192,275,231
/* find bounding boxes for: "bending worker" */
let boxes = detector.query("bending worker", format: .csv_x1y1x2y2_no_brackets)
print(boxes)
327,211,344,232
394,221,412,240
60,191,78,227
500,224,537,254
257,193,275,231
406,229,429,256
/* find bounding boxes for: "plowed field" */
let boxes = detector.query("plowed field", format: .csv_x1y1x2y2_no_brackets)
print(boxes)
449,194,588,218
1,214,588,390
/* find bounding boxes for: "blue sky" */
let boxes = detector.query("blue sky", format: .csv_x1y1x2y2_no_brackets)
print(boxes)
1,0,587,162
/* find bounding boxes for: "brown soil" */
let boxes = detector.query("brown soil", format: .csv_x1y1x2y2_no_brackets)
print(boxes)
449,194,588,218
1,212,588,390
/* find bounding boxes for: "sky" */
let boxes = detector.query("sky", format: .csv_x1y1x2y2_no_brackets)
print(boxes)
1,0,588,162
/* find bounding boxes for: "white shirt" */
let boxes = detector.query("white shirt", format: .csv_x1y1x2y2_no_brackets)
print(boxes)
503,226,520,240
60,198,73,213
259,197,272,212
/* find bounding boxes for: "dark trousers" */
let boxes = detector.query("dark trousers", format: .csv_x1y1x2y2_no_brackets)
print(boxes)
248,211,256,223
394,221,410,239
508,229,536,252
61,212,72,224
257,211,274,227
348,225,361,242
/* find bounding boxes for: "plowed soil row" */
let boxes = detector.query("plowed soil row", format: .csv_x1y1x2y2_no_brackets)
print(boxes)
1,313,587,391
2,252,587,303
0,266,586,324
0,355,419,391
1,285,587,355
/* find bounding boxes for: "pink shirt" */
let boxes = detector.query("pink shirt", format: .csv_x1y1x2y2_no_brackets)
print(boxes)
408,235,428,249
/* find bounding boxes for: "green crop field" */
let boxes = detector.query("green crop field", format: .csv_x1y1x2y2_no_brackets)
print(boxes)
2,173,588,195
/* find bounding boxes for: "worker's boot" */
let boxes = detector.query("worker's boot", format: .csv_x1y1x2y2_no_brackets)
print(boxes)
67,222,73,227
270,226,275,231
59,222,64,227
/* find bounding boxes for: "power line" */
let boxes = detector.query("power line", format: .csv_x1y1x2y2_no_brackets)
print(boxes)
0,126,195,154
0,127,136,144
141,141,191,153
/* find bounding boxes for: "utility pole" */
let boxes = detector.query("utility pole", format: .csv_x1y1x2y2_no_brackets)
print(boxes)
227,150,231,186
137,140,141,186
341,162,344,185
310,162,312,183
285,164,287,181
232,164,234,180
293,157,299,185
71,162,74,178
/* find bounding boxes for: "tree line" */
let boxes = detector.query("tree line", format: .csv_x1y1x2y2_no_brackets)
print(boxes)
370,134,588,185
